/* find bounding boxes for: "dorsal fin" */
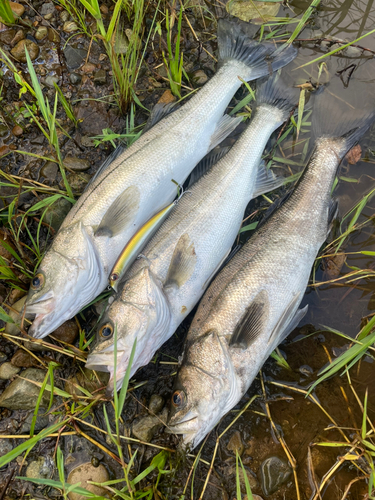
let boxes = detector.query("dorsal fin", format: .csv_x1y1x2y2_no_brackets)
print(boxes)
95,185,140,238
85,145,127,191
187,147,231,188
143,102,179,133
209,115,242,150
164,233,197,289
230,290,269,349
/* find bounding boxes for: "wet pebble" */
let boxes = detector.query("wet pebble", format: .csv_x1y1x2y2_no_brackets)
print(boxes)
192,69,208,86
132,408,168,442
67,172,91,192
0,362,21,380
9,1,25,17
40,161,58,182
44,197,72,232
94,69,107,85
64,156,90,172
12,125,23,136
47,28,60,43
0,368,51,410
60,10,69,22
44,75,60,88
0,439,13,457
227,430,244,456
148,394,164,414
64,45,87,70
35,26,48,40
0,124,9,138
26,456,54,479
51,319,79,344
63,21,79,33
0,29,16,45
11,39,39,62
11,349,34,368
82,62,96,73
67,462,109,500
5,296,27,336
69,72,82,85
261,456,292,496
40,2,55,16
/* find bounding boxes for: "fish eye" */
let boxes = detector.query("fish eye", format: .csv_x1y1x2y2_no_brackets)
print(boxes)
110,273,119,282
172,390,186,408
31,272,45,290
99,324,113,338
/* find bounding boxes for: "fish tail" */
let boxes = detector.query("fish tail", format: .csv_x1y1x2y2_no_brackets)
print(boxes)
256,72,299,121
217,19,297,81
312,85,375,151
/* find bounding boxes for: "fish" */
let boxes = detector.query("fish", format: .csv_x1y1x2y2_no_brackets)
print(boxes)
167,81,375,449
85,72,298,394
24,20,297,339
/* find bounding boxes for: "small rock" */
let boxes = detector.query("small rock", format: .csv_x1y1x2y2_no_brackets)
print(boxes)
158,89,176,105
63,156,90,172
44,75,59,88
100,4,108,14
261,456,292,496
148,394,164,414
299,364,314,377
66,172,91,192
346,144,362,164
20,411,49,433
47,28,60,43
9,2,25,17
0,124,9,138
12,125,23,136
227,430,244,456
67,462,109,500
26,456,54,479
11,349,35,368
30,135,45,145
44,197,72,232
40,2,55,16
8,288,25,305
132,408,168,442
192,69,208,86
344,45,362,57
11,39,40,62
64,45,87,70
12,29,25,45
59,10,69,22
99,53,107,61
0,439,13,457
63,21,79,33
323,252,346,278
93,69,106,85
5,296,27,336
69,72,81,84
0,352,7,363
40,161,58,182
0,367,51,410
35,26,48,40
82,62,96,73
0,362,21,380
0,145,10,157
44,12,53,20
81,135,94,147
51,320,79,344
0,29,16,45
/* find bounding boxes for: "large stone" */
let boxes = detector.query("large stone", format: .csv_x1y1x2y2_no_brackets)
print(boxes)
0,368,51,410
11,39,39,62
67,462,109,500
0,362,20,380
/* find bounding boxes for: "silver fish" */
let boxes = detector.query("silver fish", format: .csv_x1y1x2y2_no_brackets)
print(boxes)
85,73,298,394
167,85,375,449
25,20,296,339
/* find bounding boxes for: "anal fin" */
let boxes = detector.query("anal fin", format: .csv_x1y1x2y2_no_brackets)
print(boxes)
95,185,140,238
230,290,269,349
209,115,242,151
164,234,197,289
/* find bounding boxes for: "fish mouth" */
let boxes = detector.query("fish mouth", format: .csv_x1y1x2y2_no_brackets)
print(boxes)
25,294,57,339
86,350,128,395
166,411,199,440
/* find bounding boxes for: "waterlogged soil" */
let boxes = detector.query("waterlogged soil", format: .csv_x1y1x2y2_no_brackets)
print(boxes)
1,0,375,499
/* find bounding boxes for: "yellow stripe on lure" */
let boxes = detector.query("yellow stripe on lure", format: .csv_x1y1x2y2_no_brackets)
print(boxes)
109,188,187,292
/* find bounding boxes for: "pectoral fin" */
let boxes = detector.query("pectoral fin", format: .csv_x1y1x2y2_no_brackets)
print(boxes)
209,115,242,151
268,293,306,347
164,234,197,289
95,185,140,238
253,161,285,198
230,290,269,349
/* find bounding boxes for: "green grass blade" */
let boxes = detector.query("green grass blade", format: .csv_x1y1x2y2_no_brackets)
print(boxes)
239,454,254,500
287,0,321,45
362,389,368,440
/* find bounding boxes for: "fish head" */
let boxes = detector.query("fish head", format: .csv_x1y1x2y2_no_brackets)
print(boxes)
25,222,103,338
167,329,237,449
86,266,170,394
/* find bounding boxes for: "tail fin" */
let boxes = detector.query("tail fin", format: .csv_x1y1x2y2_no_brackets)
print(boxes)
256,72,298,121
312,83,375,151
218,19,297,81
